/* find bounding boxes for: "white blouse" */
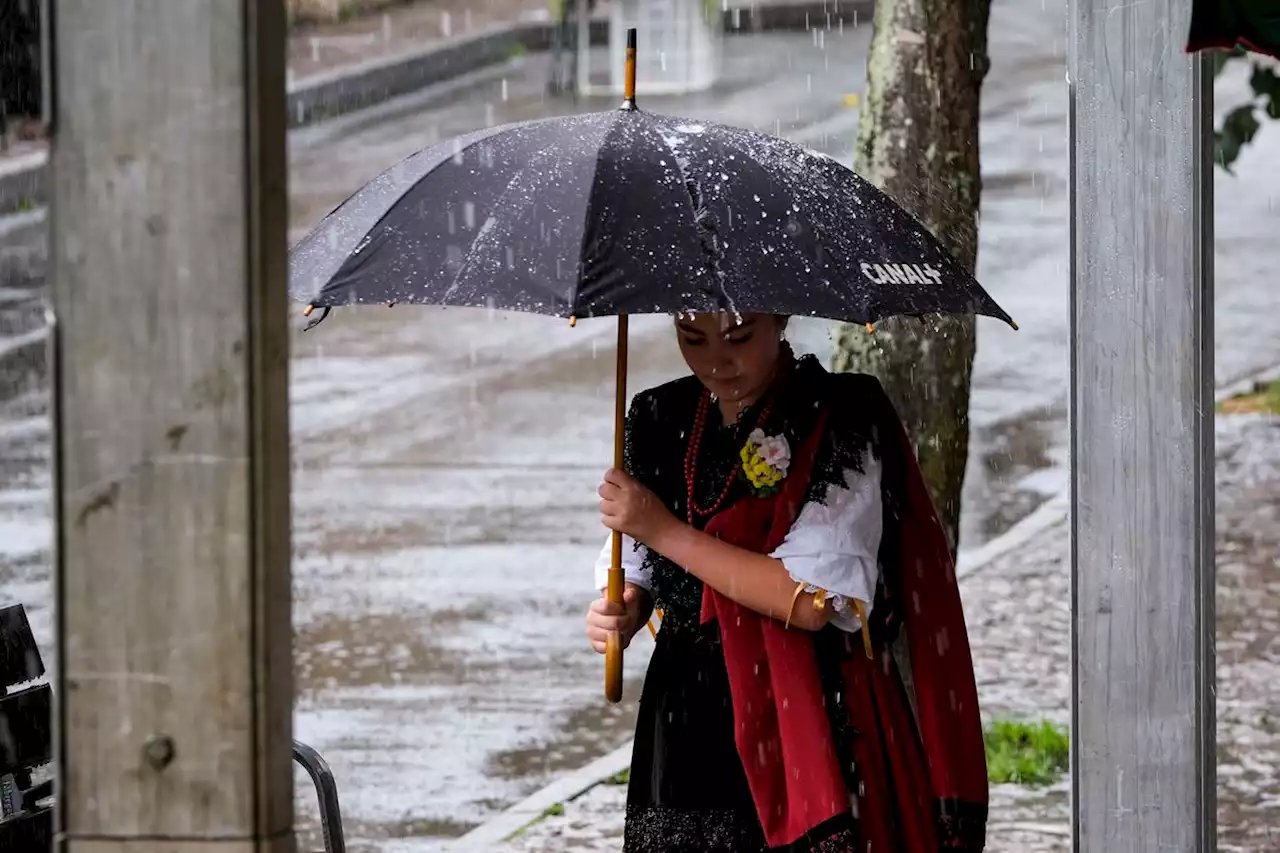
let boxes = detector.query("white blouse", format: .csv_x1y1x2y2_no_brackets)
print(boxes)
593,449,883,634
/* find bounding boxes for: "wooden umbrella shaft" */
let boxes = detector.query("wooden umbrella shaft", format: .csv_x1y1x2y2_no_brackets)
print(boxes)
606,28,636,703
605,314,629,703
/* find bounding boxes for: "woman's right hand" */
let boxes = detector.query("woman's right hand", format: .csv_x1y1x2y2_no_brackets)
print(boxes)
585,585,649,654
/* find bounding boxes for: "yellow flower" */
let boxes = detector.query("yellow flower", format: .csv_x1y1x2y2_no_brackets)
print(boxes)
740,433,789,493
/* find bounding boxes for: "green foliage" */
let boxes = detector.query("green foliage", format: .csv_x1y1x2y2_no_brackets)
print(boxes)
1214,48,1280,172
606,768,630,786
984,719,1070,787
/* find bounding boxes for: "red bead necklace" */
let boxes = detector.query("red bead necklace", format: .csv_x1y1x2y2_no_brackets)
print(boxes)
683,391,776,524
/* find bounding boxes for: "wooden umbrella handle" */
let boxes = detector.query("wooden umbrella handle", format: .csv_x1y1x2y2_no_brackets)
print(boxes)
605,315,629,704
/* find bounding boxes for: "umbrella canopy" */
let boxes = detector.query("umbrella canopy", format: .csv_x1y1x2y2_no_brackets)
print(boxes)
289,109,1014,328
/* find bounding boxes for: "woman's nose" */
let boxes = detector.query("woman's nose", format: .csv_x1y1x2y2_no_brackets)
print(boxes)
707,354,736,376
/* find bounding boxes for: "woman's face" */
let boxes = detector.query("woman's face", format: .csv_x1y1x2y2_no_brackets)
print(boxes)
675,313,787,408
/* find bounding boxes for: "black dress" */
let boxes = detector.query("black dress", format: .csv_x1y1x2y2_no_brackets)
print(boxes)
620,354,898,853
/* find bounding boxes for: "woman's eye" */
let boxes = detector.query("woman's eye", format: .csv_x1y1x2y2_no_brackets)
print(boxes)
726,334,753,345
681,336,705,347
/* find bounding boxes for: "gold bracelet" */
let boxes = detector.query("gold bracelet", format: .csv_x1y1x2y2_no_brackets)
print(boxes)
784,582,808,629
786,584,832,629
812,588,828,613
853,599,873,660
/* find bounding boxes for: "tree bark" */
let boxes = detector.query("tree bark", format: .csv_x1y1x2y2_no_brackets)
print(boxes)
832,0,992,559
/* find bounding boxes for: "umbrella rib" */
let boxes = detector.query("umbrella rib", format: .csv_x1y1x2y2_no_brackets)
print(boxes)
301,125,512,306
652,124,738,318
441,141,582,312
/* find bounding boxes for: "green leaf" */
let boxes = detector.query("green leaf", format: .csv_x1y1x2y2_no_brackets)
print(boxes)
1248,63,1280,98
1247,62,1280,119
1216,104,1262,172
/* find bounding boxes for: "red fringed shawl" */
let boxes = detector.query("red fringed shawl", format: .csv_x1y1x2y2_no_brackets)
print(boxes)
698,378,988,851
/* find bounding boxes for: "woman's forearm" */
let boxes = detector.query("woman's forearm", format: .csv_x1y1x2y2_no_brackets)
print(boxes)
646,522,830,631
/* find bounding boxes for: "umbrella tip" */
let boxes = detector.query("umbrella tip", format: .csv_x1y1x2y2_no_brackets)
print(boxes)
568,314,578,328
865,322,875,335
1010,318,1020,331
620,28,638,111
303,304,315,318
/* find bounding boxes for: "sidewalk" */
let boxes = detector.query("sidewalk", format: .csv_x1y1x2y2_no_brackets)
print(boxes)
470,395,1280,853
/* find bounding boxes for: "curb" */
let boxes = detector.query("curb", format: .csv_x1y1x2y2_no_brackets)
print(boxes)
0,150,46,221
957,360,1280,580
954,489,1069,579
452,741,633,849
0,208,46,290
456,358,1280,846
0,0,873,217
286,18,605,129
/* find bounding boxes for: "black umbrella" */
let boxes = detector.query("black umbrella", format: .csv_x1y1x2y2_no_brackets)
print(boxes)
290,31,1014,704
290,98,1011,330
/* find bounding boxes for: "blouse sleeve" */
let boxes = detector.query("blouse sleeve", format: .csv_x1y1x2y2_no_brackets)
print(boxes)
770,446,882,634
593,533,653,593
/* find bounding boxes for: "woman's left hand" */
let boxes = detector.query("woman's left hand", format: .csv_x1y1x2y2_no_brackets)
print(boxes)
599,469,680,546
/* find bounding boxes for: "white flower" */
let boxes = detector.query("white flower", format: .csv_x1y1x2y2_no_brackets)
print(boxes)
750,430,791,474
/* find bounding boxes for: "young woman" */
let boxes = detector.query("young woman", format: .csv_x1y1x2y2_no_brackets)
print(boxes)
585,313,988,852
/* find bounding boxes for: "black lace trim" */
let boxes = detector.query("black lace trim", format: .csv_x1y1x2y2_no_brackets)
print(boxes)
622,803,765,852
623,804,863,853
935,798,989,851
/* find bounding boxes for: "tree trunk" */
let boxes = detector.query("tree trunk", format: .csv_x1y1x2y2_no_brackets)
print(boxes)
832,0,992,560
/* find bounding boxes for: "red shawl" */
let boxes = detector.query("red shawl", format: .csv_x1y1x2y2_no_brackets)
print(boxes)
698,379,988,850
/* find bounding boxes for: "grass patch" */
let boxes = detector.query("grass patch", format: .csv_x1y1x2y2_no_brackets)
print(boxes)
606,768,630,786
1219,378,1280,415
984,719,1069,787
504,801,567,841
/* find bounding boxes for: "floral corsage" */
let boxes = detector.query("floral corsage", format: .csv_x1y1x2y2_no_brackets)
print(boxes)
740,428,791,496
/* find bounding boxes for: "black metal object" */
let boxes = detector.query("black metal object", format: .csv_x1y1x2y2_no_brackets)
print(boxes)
293,740,347,853
0,806,51,852
0,604,52,851
0,685,52,776
0,605,45,687
0,605,348,853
